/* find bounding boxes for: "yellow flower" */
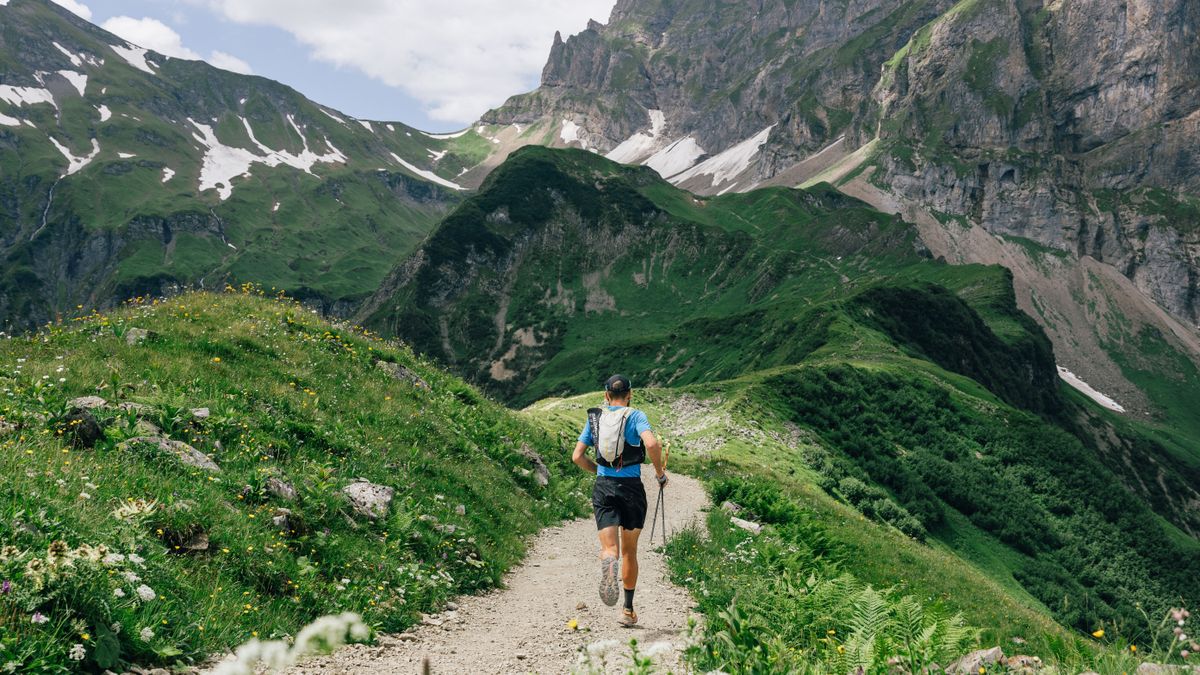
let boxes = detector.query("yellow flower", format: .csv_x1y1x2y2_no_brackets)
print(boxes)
567,619,578,631
1093,629,1105,638
836,645,845,654
1130,645,1137,653
979,668,986,675
212,357,221,363
81,633,90,640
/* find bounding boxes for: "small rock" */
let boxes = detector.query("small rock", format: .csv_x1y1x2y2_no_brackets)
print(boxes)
518,443,551,487
396,633,418,642
117,402,155,416
947,647,1005,674
374,360,431,389
64,408,104,448
1005,655,1043,674
68,396,108,410
0,420,16,436
182,531,209,551
516,653,527,660
576,601,587,610
118,436,221,472
266,476,297,501
445,601,458,611
730,516,763,534
124,328,154,345
134,419,161,436
422,616,443,627
342,480,394,519
272,508,294,530
721,501,743,514
190,408,210,420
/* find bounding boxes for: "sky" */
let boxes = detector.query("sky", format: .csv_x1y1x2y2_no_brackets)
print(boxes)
56,0,617,132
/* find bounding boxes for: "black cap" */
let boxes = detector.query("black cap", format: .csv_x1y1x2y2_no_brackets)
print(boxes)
604,374,631,394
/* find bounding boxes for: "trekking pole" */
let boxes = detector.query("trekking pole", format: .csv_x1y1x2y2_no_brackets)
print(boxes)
649,441,670,545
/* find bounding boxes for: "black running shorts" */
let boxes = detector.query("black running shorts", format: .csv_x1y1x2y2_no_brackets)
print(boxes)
592,476,648,531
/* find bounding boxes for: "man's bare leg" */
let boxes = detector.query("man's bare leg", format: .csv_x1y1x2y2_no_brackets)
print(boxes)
618,527,641,624
598,525,621,606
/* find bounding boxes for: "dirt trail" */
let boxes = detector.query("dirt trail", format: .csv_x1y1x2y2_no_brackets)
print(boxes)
291,471,709,674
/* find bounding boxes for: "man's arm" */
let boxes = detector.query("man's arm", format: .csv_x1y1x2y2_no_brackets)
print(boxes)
641,430,667,484
573,441,597,474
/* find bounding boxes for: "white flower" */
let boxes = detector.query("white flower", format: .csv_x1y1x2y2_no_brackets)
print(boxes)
68,644,85,661
128,553,145,566
103,553,125,565
79,492,91,500
122,571,140,583
140,627,154,641
587,639,622,657
644,641,675,659
113,588,125,598
135,584,156,602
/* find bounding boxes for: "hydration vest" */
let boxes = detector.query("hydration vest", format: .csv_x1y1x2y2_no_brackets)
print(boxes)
587,406,645,469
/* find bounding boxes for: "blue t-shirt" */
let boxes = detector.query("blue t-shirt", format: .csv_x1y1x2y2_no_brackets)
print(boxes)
579,406,652,478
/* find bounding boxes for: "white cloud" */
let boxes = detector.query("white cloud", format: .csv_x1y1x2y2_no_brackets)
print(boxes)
200,0,617,124
51,0,92,21
209,51,253,75
100,16,254,75
101,16,201,59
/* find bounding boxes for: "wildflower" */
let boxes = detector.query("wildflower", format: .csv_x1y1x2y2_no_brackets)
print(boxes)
136,584,156,601
46,540,70,565
113,588,125,598
1130,645,1137,653
979,668,986,675
1,580,9,594
31,612,48,624
1092,629,1105,638
140,627,154,641
128,553,145,566
123,571,141,583
212,357,221,363
68,644,85,661
0,546,18,561
567,619,578,631
80,633,89,641
1182,650,1190,659
79,492,91,500
587,639,622,658
102,553,125,565
837,645,846,654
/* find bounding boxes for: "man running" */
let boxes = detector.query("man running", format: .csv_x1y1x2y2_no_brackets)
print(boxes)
572,374,668,626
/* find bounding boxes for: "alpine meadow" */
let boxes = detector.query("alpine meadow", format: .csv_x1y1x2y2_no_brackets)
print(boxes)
1,0,1199,673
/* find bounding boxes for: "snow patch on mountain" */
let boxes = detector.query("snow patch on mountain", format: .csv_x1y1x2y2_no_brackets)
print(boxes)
190,116,347,201
118,152,135,159
389,153,463,191
96,105,111,122
427,149,447,161
605,110,666,164
0,84,57,109
52,42,82,67
673,126,774,190
425,129,469,140
358,120,373,132
0,112,20,126
644,137,706,178
111,45,155,75
1057,366,1126,413
161,167,175,183
559,119,586,148
320,108,347,125
49,137,100,176
57,70,87,96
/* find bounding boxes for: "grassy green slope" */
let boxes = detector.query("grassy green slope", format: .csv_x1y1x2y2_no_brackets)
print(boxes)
0,0,479,328
0,289,587,671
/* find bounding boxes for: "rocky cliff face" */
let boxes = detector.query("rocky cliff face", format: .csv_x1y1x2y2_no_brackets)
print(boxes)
479,0,1200,416
873,0,1200,326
